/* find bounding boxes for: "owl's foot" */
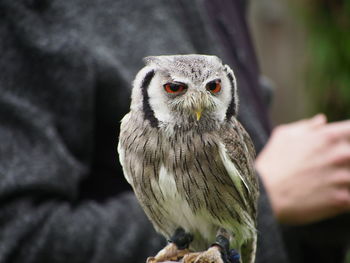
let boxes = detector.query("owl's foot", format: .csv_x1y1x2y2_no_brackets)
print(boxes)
207,235,240,263
147,228,193,263
228,249,240,263
182,235,238,263
170,228,194,250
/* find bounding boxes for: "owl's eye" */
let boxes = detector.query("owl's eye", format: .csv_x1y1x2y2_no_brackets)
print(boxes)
164,83,187,94
206,79,221,93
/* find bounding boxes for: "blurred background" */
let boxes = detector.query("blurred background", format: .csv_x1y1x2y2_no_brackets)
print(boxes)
248,0,350,125
248,0,350,260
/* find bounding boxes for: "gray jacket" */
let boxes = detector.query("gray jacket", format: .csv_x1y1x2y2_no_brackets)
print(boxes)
0,0,288,262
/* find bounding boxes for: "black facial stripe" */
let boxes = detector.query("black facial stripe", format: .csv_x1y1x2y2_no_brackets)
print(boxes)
141,70,159,128
225,72,237,120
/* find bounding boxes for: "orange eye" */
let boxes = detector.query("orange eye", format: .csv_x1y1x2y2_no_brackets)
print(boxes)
164,83,187,94
206,79,221,93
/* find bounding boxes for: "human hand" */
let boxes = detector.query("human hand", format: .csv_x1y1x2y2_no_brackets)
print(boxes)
256,114,350,225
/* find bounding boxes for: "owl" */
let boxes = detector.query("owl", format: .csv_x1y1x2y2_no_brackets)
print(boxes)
118,55,258,263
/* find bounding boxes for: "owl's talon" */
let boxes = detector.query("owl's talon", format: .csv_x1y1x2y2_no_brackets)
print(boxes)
210,234,232,263
211,235,230,254
170,228,194,250
228,249,240,263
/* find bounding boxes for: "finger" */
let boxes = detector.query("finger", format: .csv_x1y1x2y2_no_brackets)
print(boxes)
328,168,350,186
282,114,326,129
323,120,350,141
325,140,350,165
309,113,327,127
330,188,350,212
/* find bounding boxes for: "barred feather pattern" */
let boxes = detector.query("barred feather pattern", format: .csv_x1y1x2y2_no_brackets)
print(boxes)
118,111,258,262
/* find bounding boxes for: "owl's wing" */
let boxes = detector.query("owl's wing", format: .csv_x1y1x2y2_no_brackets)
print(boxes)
219,118,259,220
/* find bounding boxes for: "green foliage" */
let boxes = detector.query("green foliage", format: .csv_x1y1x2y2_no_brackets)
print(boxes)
298,0,350,121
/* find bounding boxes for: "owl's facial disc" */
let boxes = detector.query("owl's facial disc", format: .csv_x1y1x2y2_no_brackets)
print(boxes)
139,55,237,126
198,79,223,120
162,82,204,120
164,79,223,122
145,69,233,126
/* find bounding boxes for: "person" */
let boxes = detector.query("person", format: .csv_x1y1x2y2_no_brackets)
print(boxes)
0,1,347,263
258,114,350,225
0,1,287,262
257,114,350,262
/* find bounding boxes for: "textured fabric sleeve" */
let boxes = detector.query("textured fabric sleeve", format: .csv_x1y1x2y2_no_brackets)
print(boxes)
255,176,290,263
0,2,165,262
0,91,164,263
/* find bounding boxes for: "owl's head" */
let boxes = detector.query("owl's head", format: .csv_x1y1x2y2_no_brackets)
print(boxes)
130,54,238,128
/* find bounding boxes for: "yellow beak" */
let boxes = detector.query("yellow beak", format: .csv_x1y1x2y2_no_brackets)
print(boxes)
195,109,202,121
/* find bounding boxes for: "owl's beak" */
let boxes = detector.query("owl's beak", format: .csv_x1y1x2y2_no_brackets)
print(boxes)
195,109,202,121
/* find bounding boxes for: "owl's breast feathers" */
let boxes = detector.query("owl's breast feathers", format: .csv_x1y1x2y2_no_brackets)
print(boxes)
118,112,258,246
